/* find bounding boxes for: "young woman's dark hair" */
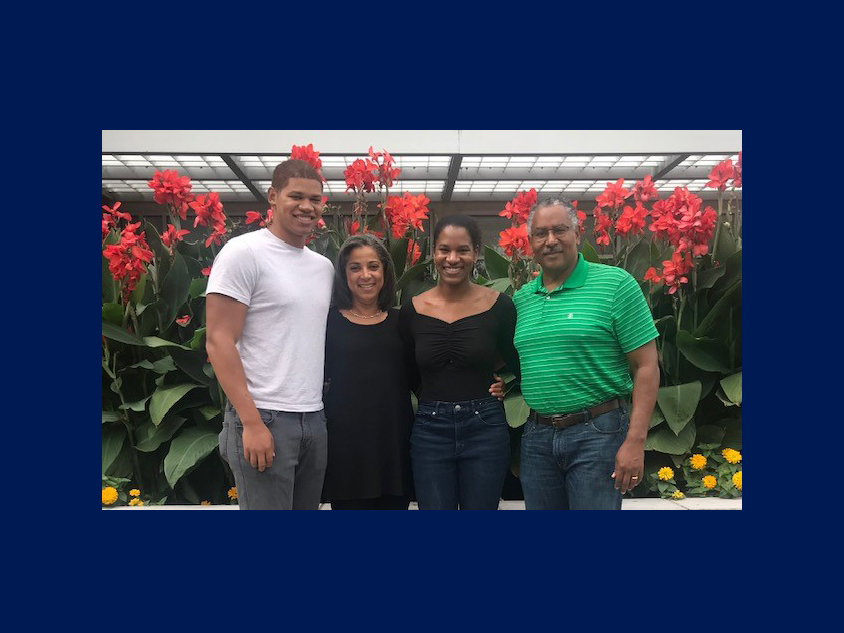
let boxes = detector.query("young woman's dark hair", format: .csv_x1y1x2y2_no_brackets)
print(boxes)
432,214,482,252
333,234,396,311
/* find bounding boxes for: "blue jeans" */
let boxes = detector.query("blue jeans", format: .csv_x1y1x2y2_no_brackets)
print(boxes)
411,397,510,510
519,404,629,510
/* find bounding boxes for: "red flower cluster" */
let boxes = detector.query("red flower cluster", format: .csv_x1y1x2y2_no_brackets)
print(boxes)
660,250,694,295
347,219,384,238
571,200,586,233
176,315,192,326
634,174,659,204
245,210,265,226
344,158,378,193
649,187,717,257
385,192,430,238
189,193,228,247
615,203,648,237
705,159,734,191
595,178,633,209
499,188,537,225
368,147,401,189
499,224,532,257
290,144,325,181
102,202,132,239
162,224,190,248
593,208,613,246
147,170,194,220
103,222,154,303
733,152,742,188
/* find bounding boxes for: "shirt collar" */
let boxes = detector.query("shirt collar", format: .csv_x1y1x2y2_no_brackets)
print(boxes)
533,253,588,295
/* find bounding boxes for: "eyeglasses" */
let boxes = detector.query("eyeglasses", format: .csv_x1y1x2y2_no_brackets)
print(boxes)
531,226,571,241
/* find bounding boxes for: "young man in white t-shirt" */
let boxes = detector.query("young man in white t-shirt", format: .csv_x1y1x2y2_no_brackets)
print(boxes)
206,160,334,509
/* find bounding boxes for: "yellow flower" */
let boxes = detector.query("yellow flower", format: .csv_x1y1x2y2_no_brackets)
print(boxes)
128,498,145,506
689,454,707,470
102,486,118,505
672,490,685,499
702,475,717,490
201,501,212,506
732,471,742,491
129,489,140,497
227,487,238,500
657,467,674,481
722,448,742,464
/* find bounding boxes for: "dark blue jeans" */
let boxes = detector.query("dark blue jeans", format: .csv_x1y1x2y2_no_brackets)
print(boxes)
411,397,510,510
519,404,629,510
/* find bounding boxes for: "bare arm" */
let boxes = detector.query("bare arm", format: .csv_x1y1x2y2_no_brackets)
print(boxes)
612,339,660,493
206,293,274,471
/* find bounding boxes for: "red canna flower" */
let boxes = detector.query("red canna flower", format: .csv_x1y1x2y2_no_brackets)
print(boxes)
661,250,693,294
344,158,379,193
577,210,586,233
161,223,190,248
147,170,194,219
201,266,212,276
190,192,228,247
385,192,430,238
615,204,648,237
498,188,537,225
595,178,633,209
499,225,532,257
103,201,132,222
643,267,662,283
245,211,264,226
733,152,742,188
407,239,421,265
175,315,192,326
634,175,659,203
290,144,323,172
593,207,613,247
705,159,733,191
368,147,401,188
102,222,154,303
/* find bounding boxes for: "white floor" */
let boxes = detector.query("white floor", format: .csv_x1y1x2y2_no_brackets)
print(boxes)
109,498,741,510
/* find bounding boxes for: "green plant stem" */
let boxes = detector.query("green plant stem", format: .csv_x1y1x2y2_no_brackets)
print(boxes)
692,266,698,331
107,349,149,493
712,192,723,261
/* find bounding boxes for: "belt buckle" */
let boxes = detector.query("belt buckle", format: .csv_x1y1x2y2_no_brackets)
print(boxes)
549,413,570,428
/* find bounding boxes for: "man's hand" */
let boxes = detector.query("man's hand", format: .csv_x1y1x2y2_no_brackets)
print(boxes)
242,420,275,472
611,438,644,494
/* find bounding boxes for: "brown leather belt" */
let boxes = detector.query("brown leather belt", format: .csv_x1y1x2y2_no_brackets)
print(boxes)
530,398,623,429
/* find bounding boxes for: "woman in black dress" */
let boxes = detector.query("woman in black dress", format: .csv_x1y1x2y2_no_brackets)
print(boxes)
323,234,415,510
399,215,521,510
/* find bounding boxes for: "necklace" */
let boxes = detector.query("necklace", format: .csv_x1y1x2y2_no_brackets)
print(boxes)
349,309,383,319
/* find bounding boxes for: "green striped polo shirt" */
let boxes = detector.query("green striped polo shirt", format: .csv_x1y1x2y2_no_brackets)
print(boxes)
513,253,658,414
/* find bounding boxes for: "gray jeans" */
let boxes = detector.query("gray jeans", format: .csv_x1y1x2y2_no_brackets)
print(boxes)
219,403,328,510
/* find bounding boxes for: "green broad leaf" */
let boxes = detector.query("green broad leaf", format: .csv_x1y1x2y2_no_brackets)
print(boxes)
656,381,702,435
696,265,727,290
144,221,169,261
696,424,726,447
199,406,221,421
164,427,219,488
102,424,127,474
135,415,187,452
625,239,651,283
169,347,212,386
129,357,177,374
716,387,740,408
129,359,155,371
581,240,600,264
676,330,731,373
653,315,675,334
102,320,144,346
103,256,116,303
396,259,431,291
475,274,490,285
713,223,738,261
646,421,696,455
389,237,409,278
189,327,206,350
694,281,741,337
189,278,208,299
120,396,151,412
712,249,742,298
720,371,742,405
487,277,512,293
102,411,123,424
143,336,190,350
649,407,665,429
150,384,202,426
102,303,124,326
157,252,192,328
503,391,530,428
483,246,511,280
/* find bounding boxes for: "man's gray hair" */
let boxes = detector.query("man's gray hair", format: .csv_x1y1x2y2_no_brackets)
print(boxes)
526,197,579,234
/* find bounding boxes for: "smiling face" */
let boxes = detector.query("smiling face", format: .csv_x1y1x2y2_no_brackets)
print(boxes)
529,203,581,278
434,225,478,285
345,246,384,307
267,177,325,247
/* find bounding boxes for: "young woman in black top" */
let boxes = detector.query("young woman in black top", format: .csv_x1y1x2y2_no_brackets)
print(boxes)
399,215,520,510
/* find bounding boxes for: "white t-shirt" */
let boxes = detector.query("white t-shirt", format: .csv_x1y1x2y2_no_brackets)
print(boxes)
206,229,334,411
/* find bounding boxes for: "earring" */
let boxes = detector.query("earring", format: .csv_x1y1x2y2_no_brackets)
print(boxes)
471,262,479,281
432,266,438,281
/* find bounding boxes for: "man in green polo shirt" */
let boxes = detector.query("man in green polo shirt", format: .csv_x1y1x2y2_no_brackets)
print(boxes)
513,197,659,510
